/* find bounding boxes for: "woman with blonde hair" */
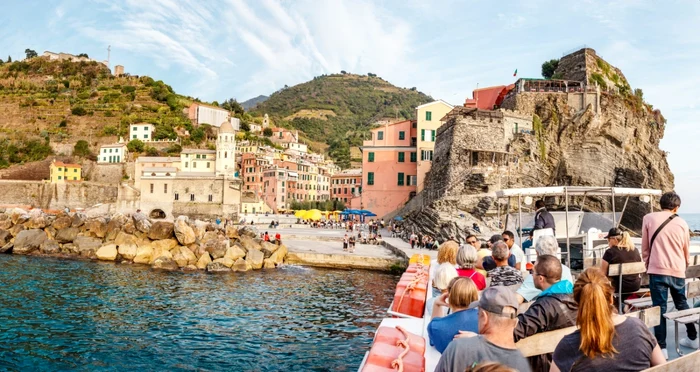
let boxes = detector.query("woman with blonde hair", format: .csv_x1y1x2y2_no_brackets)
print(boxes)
551,268,665,371
426,263,459,317
456,245,486,290
437,240,459,266
427,277,480,353
599,228,642,305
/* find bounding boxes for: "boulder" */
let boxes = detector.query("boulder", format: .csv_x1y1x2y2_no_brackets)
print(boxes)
193,220,208,241
61,243,77,255
173,251,189,268
263,258,276,269
9,224,25,237
151,244,174,263
232,258,251,272
24,210,48,229
71,212,87,228
132,213,151,233
173,216,196,246
246,248,264,270
201,231,219,245
268,244,288,265
196,252,212,269
104,219,124,241
225,225,239,239
117,243,138,260
260,241,279,258
151,239,178,253
44,226,57,240
0,217,12,230
96,244,119,261
180,245,198,265
52,216,73,230
239,236,260,252
184,264,198,271
84,218,108,238
0,229,11,247
204,238,228,259
224,246,246,261
114,232,138,246
206,262,231,272
122,220,136,234
0,242,13,254
10,208,29,225
74,236,102,257
213,257,235,268
152,256,179,270
40,240,61,254
238,226,258,239
55,227,79,243
13,229,47,255
133,245,154,264
149,221,174,240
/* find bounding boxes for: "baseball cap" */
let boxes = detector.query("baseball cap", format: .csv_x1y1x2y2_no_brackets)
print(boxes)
604,227,622,239
468,286,519,318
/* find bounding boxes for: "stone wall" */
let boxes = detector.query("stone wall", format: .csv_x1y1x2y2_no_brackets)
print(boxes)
0,180,119,210
86,163,125,184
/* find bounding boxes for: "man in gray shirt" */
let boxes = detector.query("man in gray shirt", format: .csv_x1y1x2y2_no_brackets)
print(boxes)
435,287,531,372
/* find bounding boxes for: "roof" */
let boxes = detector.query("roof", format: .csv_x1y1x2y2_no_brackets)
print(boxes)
333,168,362,177
52,161,81,168
136,156,179,163
495,186,662,198
181,149,216,154
219,121,234,133
416,99,454,110
192,102,229,111
370,119,414,131
100,143,127,149
133,122,155,127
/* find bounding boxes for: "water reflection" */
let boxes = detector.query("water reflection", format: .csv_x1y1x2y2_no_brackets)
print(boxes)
0,255,398,371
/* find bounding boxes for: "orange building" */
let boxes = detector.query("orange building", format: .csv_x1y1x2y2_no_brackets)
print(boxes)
464,85,514,110
331,168,362,203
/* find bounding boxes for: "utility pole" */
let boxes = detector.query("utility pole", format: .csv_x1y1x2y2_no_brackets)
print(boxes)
107,45,111,69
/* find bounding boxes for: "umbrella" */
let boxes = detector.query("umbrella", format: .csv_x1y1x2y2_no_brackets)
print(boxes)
346,209,362,215
340,211,351,215
303,209,323,221
394,216,403,221
294,210,306,218
364,212,377,217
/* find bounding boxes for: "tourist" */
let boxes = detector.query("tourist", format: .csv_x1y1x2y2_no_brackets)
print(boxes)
513,255,576,371
551,268,666,371
435,240,459,267
427,263,459,317
456,245,486,290
600,228,642,307
410,231,417,249
472,222,481,234
435,287,531,372
349,234,355,253
521,230,534,250
502,231,524,271
516,235,572,303
642,191,697,355
487,242,523,287
466,234,490,277
533,200,555,234
480,235,515,271
275,232,281,245
216,217,221,226
264,232,270,242
428,277,480,353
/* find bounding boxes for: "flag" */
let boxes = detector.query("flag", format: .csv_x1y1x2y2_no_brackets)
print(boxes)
513,69,518,77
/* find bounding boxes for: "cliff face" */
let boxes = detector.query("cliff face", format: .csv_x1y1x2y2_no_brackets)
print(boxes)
400,49,672,241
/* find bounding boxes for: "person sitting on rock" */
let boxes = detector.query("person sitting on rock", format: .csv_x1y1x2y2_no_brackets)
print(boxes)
275,232,281,245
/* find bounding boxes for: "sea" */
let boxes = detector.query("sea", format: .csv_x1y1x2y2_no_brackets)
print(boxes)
0,255,398,371
681,213,700,232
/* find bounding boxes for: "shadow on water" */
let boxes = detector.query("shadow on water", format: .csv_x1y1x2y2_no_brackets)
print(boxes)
0,255,398,371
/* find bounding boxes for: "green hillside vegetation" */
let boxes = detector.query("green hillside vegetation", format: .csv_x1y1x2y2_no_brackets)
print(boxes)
0,54,216,168
250,73,433,168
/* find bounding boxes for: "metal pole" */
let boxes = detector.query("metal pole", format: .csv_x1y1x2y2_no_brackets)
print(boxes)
565,188,571,268
505,197,511,233
611,188,617,229
617,196,630,228
518,195,523,246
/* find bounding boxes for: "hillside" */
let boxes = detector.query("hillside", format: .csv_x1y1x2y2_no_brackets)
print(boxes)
241,95,268,110
0,56,210,168
250,73,433,168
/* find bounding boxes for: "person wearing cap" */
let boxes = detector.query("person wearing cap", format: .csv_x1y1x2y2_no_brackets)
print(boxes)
600,227,642,308
513,255,576,371
435,287,531,372
479,235,515,272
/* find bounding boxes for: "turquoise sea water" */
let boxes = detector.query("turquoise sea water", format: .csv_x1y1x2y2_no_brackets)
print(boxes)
0,255,398,371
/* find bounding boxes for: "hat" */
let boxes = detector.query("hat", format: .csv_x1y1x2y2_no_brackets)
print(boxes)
468,287,519,318
604,227,622,239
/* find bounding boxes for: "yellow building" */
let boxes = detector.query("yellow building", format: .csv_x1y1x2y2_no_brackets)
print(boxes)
50,160,82,183
415,100,454,192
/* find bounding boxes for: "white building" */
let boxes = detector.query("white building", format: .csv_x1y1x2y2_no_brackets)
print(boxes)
281,142,308,155
98,143,128,163
188,103,230,128
216,121,237,176
180,149,216,173
249,123,262,133
130,123,155,141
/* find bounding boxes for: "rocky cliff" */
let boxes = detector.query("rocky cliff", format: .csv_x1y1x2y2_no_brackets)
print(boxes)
399,48,673,241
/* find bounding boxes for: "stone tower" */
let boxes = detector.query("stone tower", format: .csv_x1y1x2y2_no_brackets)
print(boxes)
263,114,270,129
216,121,236,176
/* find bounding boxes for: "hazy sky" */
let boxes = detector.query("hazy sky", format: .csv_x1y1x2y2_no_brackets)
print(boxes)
2,0,699,210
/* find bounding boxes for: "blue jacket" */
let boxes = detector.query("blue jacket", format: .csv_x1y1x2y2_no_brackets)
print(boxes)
538,279,573,297
427,308,479,353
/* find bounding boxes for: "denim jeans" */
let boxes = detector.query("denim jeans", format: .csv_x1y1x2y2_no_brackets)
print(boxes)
649,274,698,348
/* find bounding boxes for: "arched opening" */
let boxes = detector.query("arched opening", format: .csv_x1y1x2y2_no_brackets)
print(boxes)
149,209,166,219
225,151,228,158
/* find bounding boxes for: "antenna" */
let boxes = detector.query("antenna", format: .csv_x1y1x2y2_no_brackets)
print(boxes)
107,45,111,68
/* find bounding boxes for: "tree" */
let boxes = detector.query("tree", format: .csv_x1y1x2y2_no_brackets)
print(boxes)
127,139,145,152
24,49,37,59
263,127,273,137
212,101,219,107
7,55,11,63
73,140,92,157
145,146,160,156
541,59,560,79
341,70,347,74
71,107,87,116
221,98,245,115
190,127,205,143
77,53,89,58
240,122,251,132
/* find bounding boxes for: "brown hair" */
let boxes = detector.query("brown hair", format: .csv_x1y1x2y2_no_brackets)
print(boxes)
438,240,459,265
574,268,617,358
535,254,562,284
447,277,479,309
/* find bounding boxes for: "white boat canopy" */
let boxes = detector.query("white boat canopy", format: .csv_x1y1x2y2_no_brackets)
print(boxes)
495,186,662,198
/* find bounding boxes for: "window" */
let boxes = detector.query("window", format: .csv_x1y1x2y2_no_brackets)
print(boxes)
58,176,62,180
143,126,148,130
164,184,168,193
421,150,434,161
143,134,148,139
206,162,210,168
407,175,417,186
377,131,384,140
398,172,405,186
202,155,206,159
398,152,405,162
208,195,213,202
185,162,189,168
175,193,179,201
196,154,200,159
133,135,137,139
368,152,375,162
367,172,374,185
344,188,348,194
426,111,432,121
74,169,77,172
58,168,62,171
150,184,154,193
410,152,417,162
399,131,405,140
132,126,138,131
190,194,195,201
421,129,425,141
73,177,77,180
432,130,435,142
193,162,197,169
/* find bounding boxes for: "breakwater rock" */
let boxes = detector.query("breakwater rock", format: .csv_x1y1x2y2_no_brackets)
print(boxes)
0,208,287,272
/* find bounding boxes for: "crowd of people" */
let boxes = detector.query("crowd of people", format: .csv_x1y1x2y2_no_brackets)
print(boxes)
421,192,696,371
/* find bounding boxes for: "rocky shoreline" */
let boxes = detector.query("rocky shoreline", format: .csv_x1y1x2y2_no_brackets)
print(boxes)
0,208,287,272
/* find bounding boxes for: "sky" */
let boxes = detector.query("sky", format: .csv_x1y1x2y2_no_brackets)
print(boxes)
2,0,700,210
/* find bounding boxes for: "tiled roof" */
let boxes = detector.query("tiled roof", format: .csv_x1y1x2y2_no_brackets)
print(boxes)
53,161,82,168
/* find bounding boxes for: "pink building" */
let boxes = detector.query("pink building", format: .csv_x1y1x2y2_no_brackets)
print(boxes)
270,128,299,144
361,120,418,218
331,168,362,203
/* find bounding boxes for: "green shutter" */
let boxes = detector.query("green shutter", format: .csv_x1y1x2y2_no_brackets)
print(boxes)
398,172,404,186
410,152,417,162
368,172,374,185
368,152,375,162
421,129,425,141
426,111,432,121
399,131,405,140
378,131,384,140
398,152,405,162
431,130,435,142
406,174,411,186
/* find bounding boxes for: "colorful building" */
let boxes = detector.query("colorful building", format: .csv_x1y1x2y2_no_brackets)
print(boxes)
331,168,362,203
50,160,82,183
361,120,418,218
464,85,514,110
415,100,454,192
98,143,128,163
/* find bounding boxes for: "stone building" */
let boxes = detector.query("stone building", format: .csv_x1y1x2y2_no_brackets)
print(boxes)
114,65,124,76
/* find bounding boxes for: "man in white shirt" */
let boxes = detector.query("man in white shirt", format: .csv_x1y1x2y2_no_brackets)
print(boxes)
503,230,524,271
516,235,572,303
